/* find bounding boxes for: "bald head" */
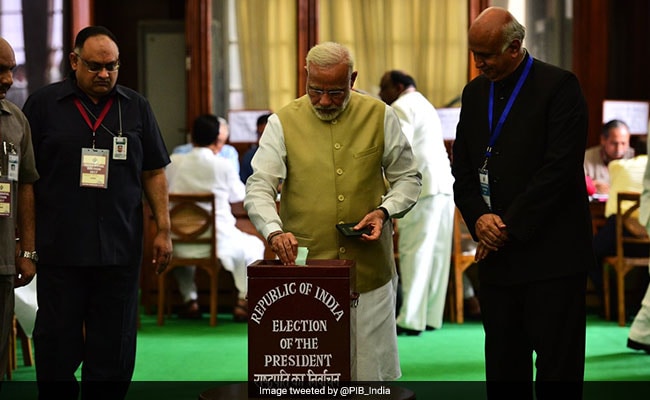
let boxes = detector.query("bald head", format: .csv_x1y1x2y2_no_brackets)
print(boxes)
468,7,526,81
0,38,12,52
469,7,514,46
0,37,17,99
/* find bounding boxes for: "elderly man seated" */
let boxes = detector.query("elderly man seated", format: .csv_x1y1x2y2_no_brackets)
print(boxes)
584,119,634,196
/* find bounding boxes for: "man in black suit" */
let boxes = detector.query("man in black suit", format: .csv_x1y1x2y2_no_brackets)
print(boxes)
452,7,594,399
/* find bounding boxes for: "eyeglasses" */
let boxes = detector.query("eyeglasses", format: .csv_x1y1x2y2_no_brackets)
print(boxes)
307,87,347,100
75,53,120,73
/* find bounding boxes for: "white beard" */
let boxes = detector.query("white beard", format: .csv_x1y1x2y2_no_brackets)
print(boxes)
311,93,351,121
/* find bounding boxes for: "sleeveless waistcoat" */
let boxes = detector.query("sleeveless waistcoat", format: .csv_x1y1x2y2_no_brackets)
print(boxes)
276,92,396,293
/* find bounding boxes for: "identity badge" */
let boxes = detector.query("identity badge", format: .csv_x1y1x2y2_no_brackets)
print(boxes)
478,168,492,210
113,136,127,160
7,153,18,181
80,148,110,188
0,180,11,217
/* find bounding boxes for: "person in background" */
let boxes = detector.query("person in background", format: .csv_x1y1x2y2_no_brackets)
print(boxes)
214,116,240,173
5,63,28,108
378,70,454,335
629,136,650,355
0,37,38,385
452,7,593,399
240,113,271,183
584,119,634,196
173,116,240,174
244,42,421,381
22,26,172,400
167,114,265,322
591,142,648,313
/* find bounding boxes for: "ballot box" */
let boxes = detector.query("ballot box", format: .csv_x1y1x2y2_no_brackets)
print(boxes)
247,259,356,397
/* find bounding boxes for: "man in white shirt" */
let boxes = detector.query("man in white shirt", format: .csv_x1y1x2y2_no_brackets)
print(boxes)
166,114,264,321
379,70,455,335
172,116,240,174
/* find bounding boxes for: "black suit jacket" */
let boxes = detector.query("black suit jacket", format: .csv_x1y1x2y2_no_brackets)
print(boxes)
452,55,595,285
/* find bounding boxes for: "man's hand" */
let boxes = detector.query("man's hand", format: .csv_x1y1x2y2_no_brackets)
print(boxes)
594,180,610,195
14,257,36,288
355,209,386,241
268,231,298,265
153,231,173,274
474,213,508,260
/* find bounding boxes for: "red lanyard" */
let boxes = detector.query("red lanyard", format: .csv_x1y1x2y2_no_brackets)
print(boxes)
74,97,114,148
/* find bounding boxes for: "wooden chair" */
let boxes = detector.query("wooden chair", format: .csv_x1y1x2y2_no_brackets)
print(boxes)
448,207,477,323
157,193,221,326
602,191,650,326
5,316,15,380
4,315,33,380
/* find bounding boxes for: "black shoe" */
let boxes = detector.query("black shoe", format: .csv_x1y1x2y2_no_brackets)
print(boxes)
425,325,436,331
396,325,421,336
178,300,202,319
627,338,650,354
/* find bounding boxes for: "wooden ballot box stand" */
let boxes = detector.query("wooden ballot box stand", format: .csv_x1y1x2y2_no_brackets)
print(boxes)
247,259,355,397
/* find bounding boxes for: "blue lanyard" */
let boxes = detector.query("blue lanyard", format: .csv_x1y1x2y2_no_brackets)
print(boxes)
483,55,533,166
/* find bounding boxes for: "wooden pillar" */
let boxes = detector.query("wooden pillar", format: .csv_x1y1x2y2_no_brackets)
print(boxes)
296,0,319,97
467,0,490,82
185,0,213,132
70,0,93,45
572,0,609,148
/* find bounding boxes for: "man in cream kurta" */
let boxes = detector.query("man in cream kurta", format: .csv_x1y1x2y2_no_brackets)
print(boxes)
245,42,421,381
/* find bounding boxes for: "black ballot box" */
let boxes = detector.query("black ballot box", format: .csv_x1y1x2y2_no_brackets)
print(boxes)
247,259,356,397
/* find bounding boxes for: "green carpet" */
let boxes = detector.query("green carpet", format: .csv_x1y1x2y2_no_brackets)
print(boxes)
4,312,650,399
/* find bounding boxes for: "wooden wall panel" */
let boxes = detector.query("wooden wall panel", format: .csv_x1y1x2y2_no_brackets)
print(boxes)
467,0,491,82
572,0,609,148
185,0,213,131
607,0,650,101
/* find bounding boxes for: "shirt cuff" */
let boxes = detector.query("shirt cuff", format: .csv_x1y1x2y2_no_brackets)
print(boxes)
377,207,390,221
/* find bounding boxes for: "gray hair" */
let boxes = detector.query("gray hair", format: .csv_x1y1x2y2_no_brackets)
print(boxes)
602,119,630,137
501,16,526,52
305,42,354,78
